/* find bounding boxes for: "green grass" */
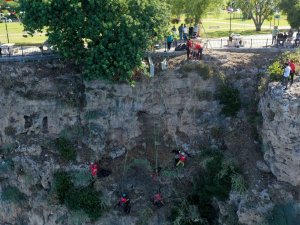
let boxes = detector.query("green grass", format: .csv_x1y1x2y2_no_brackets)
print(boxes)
171,11,290,38
0,22,46,45
0,11,290,45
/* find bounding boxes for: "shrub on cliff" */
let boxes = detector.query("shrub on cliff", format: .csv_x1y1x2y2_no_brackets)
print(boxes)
55,137,76,161
53,171,105,221
171,150,246,224
217,85,241,117
1,185,27,203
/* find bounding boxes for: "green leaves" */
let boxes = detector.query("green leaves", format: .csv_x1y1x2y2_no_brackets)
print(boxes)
280,0,300,28
20,0,170,82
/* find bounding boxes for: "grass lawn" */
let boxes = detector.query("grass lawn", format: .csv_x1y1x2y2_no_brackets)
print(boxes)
172,11,290,38
0,11,291,44
0,22,46,45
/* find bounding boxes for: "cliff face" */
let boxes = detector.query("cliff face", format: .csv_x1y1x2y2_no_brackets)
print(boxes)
0,60,222,225
259,80,300,186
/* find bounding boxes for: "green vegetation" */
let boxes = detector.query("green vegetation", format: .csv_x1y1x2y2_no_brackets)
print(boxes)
280,0,300,28
20,0,170,82
235,0,280,31
168,0,224,22
267,50,300,82
54,171,73,203
266,203,300,225
171,150,246,224
1,185,27,203
267,61,284,81
217,85,241,117
53,171,105,221
55,137,76,161
179,63,212,79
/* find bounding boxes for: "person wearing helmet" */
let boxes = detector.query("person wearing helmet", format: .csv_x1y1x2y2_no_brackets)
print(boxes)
119,193,131,214
176,151,187,167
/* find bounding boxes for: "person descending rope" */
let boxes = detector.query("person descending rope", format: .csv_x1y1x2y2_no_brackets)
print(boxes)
89,161,111,178
118,193,131,214
176,151,187,167
172,149,191,167
89,162,100,177
152,191,164,208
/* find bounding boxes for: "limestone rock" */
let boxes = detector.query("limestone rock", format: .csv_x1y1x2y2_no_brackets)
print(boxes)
256,160,271,173
259,81,300,186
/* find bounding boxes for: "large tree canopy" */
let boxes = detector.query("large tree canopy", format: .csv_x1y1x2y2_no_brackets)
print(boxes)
280,0,300,28
235,0,280,31
168,0,224,22
20,0,170,82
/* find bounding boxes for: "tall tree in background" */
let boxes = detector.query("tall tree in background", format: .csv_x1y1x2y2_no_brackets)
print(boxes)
20,0,170,82
168,0,224,22
280,0,300,28
235,0,280,31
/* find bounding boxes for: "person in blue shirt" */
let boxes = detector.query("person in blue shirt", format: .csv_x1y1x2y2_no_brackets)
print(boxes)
167,34,173,51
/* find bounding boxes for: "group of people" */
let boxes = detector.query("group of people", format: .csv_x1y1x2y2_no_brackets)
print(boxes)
272,26,300,47
88,148,190,214
177,23,199,42
186,38,203,60
282,59,296,90
166,23,200,51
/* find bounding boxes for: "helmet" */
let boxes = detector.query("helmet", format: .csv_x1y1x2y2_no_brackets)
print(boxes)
122,193,127,198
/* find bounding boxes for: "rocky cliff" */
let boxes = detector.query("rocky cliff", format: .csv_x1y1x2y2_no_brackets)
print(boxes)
259,79,300,186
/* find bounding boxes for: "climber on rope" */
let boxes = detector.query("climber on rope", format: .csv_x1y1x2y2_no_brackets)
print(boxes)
152,191,164,208
89,161,100,177
89,161,111,178
151,166,162,180
118,193,131,214
172,149,191,167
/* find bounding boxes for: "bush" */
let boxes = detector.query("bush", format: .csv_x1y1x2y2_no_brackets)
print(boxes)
267,203,300,225
1,186,27,203
267,61,284,81
217,85,241,117
65,186,104,221
196,90,214,101
55,137,76,161
171,151,246,225
53,171,73,203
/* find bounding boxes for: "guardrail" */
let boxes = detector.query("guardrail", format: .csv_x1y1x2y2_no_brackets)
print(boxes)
0,45,53,57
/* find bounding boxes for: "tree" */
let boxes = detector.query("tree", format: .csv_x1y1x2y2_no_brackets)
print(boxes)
235,0,280,31
280,0,300,29
20,0,170,82
168,0,224,22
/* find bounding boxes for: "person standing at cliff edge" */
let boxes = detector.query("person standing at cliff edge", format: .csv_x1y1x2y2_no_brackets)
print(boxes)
283,62,291,90
289,60,296,86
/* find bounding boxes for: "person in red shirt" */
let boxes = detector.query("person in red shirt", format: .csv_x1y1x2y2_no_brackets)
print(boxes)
289,59,296,86
153,191,164,208
89,162,100,177
186,39,192,60
194,42,203,60
176,151,187,167
118,193,131,214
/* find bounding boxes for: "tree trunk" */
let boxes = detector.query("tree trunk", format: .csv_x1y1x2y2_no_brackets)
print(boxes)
256,25,262,31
